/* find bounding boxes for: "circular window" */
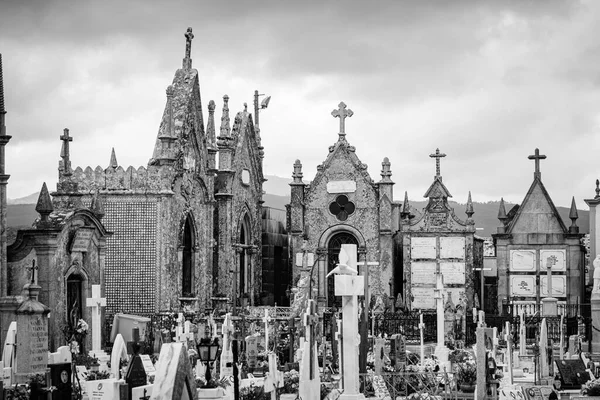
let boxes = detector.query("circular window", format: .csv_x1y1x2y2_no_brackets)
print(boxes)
329,195,356,221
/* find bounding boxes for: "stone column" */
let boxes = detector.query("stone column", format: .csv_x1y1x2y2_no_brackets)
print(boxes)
592,255,600,353
586,188,600,287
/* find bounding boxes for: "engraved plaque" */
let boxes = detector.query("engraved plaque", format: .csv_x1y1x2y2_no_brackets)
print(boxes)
440,237,465,259
411,288,435,309
440,262,465,285
411,237,437,259
71,228,94,253
510,250,536,272
429,213,447,226
540,275,566,297
411,262,437,285
510,275,536,297
540,249,566,272
326,180,357,194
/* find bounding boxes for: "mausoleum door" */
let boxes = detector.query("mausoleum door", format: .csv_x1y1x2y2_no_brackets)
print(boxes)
66,274,83,325
327,232,358,308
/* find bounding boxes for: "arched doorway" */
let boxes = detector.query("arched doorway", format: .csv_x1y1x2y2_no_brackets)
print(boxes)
327,232,358,307
239,215,251,302
66,273,83,326
182,215,195,297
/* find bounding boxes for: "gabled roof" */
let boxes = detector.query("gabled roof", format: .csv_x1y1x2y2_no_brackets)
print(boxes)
506,177,568,234
423,177,452,199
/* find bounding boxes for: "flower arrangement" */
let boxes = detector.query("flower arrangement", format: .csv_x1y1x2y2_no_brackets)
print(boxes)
581,377,600,396
281,369,299,394
455,360,477,386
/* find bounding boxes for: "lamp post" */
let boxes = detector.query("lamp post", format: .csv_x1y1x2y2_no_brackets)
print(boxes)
197,337,220,388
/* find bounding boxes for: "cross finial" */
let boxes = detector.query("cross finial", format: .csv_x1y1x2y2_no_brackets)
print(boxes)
429,148,446,178
60,128,73,176
595,179,599,199
28,260,38,285
331,102,353,138
528,148,546,179
183,27,194,69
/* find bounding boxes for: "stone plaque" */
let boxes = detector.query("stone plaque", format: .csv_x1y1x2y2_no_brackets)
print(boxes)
540,249,566,272
246,336,258,369
411,262,436,285
16,313,48,375
510,250,536,272
295,252,314,267
326,180,356,194
440,262,465,285
140,354,156,375
510,275,536,297
411,237,437,260
50,363,72,399
555,359,589,389
429,212,447,227
439,237,465,259
71,228,94,253
411,288,435,309
540,275,566,297
85,379,118,400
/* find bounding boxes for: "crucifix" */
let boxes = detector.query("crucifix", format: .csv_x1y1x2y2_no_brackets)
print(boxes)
528,148,546,179
60,128,73,175
86,285,106,352
304,299,318,379
429,148,446,178
262,309,272,352
331,102,353,137
139,388,150,400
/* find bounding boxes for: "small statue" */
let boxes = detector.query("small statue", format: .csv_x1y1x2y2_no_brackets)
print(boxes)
593,255,600,293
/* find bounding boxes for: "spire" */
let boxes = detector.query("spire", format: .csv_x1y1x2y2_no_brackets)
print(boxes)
0,53,6,135
465,191,474,223
292,159,304,184
498,198,508,222
217,95,231,149
401,191,411,219
569,196,579,234
166,85,175,138
380,157,392,182
109,148,118,169
207,99,216,148
182,27,194,70
35,182,53,227
90,190,105,220
59,128,73,176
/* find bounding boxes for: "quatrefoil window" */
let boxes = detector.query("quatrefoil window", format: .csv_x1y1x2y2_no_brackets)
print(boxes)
329,195,355,221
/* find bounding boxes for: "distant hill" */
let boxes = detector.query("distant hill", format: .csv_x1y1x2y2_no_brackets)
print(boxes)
7,182,590,238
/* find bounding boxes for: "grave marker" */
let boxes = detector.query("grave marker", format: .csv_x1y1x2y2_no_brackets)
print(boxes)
1,321,17,386
150,342,196,400
140,354,156,377
220,313,234,379
125,354,148,398
111,334,128,379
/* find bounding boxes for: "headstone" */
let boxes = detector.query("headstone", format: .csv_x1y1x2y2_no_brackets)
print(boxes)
85,378,122,400
220,313,234,379
150,342,196,400
264,352,283,400
1,321,16,386
76,365,89,383
391,334,406,370
111,333,128,379
374,338,385,375
554,359,590,390
14,291,50,383
245,335,258,370
299,299,320,400
372,374,392,400
126,354,148,398
475,327,487,400
519,311,527,356
568,335,579,356
140,354,156,377
49,362,72,400
540,318,549,378
504,321,514,385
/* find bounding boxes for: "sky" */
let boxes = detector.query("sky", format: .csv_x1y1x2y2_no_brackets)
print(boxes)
1,0,600,208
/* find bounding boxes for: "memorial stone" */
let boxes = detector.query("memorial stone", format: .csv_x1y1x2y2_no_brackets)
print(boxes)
111,334,128,379
540,318,549,378
220,313,234,379
555,359,590,390
49,361,72,400
1,321,16,386
374,337,385,375
151,342,197,400
140,354,156,377
126,354,148,399
245,335,258,370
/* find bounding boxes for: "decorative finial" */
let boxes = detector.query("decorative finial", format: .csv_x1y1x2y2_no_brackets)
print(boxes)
207,100,216,145
498,198,508,221
0,53,5,115
380,157,392,182
595,179,599,199
35,182,53,226
331,102,353,139
244,102,248,112
429,148,446,178
219,95,231,138
60,128,73,176
569,196,579,233
183,27,194,69
109,147,118,169
466,191,474,223
401,191,410,218
528,148,546,180
292,159,304,183
90,189,105,220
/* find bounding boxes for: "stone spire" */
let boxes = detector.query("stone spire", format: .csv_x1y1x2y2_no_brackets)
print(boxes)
401,191,411,219
35,182,53,227
182,27,194,70
109,148,118,169
497,197,508,233
465,191,474,224
380,157,392,182
59,128,73,176
569,196,579,234
292,159,304,184
218,95,231,141
0,53,12,297
207,100,216,148
90,190,105,220
0,53,6,135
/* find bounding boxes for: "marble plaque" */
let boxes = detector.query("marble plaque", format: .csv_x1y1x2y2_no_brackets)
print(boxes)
411,262,436,285
85,379,118,400
411,237,437,260
510,275,536,297
440,262,465,285
540,276,566,297
71,228,94,253
326,180,356,194
540,249,566,272
510,250,536,272
440,237,465,259
411,288,435,309
295,252,314,267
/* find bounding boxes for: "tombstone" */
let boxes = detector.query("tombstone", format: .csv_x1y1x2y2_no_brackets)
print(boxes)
219,313,234,379
374,337,385,375
150,342,197,400
85,378,127,400
475,327,487,400
568,334,580,356
540,318,550,378
504,321,514,386
245,335,258,371
49,361,72,400
554,358,590,390
140,354,156,378
391,334,406,370
126,353,148,399
264,352,284,400
519,311,527,357
111,333,129,379
1,321,16,386
299,299,320,400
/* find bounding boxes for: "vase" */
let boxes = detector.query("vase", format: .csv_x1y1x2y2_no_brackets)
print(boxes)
459,383,476,393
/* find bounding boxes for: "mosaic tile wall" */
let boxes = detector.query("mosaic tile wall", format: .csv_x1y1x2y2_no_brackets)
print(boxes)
102,200,158,315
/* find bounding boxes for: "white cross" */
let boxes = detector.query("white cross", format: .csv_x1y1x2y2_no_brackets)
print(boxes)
85,285,106,352
263,309,273,351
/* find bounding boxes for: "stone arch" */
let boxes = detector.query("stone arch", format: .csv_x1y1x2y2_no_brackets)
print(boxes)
64,262,90,327
237,210,253,302
178,211,197,297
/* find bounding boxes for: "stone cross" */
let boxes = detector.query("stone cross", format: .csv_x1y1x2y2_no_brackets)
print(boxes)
429,148,446,177
331,102,353,136
184,27,194,59
85,285,106,352
262,309,273,352
504,321,514,385
60,128,73,164
528,148,546,179
304,300,318,379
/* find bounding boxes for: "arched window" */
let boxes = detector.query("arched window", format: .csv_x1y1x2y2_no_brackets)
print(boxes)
239,216,251,298
66,273,83,326
182,215,195,297
327,232,358,307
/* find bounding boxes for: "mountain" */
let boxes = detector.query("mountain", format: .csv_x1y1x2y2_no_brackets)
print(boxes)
8,191,39,205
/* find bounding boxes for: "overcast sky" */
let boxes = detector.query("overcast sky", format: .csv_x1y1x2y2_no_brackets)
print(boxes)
1,0,599,208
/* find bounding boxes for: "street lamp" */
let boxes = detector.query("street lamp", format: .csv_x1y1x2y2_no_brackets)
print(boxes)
197,337,220,388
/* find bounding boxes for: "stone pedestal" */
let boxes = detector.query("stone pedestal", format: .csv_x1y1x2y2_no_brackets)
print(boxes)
591,295,600,354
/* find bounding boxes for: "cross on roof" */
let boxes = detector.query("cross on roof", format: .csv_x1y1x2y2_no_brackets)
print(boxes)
331,102,353,137
184,27,194,59
528,148,546,179
429,148,446,178
60,128,72,158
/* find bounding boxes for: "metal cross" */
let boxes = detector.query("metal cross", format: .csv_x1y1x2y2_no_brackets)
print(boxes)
528,148,546,179
429,148,446,177
140,388,150,400
184,27,194,59
28,260,38,284
331,102,353,136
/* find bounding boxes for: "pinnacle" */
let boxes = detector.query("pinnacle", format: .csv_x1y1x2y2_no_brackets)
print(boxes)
109,148,118,168
35,182,53,219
